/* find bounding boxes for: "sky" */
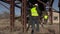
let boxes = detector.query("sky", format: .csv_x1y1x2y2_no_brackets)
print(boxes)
0,0,59,16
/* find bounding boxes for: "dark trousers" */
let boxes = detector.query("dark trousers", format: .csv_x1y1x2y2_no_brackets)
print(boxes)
44,19,48,24
26,16,39,32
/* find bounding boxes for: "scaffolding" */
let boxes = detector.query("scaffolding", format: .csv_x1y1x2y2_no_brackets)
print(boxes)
10,0,15,31
21,0,27,32
0,0,59,32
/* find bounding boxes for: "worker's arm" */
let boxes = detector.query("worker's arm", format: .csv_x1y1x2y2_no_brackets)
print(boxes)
37,0,47,6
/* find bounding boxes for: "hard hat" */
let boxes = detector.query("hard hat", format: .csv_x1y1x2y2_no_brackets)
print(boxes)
34,4,38,6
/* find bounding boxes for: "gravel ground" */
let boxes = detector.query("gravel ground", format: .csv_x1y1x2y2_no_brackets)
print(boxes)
0,19,59,34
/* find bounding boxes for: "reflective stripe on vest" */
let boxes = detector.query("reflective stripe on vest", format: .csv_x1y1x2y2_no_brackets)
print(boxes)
44,15,48,19
31,7,39,16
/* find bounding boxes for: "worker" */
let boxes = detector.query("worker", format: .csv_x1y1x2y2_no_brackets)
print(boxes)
43,14,48,24
30,3,40,34
26,3,40,34
26,0,54,33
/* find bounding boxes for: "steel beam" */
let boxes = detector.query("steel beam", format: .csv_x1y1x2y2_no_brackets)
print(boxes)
21,0,27,32
49,8,53,24
58,0,60,34
49,0,54,25
58,0,60,27
59,7,60,25
10,0,15,32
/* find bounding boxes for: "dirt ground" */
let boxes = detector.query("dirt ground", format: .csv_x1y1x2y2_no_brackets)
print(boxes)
0,19,59,34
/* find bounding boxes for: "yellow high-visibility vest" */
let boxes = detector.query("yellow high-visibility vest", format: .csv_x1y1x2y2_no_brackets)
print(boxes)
31,7,39,16
44,15,48,19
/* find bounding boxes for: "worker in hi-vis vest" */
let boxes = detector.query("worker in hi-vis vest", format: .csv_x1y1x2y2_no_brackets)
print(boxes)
27,3,40,34
43,14,48,24
26,3,40,34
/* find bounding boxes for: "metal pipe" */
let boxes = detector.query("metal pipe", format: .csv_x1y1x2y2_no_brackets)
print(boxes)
10,0,15,32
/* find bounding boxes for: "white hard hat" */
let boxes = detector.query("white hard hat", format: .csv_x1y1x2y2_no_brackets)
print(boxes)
35,4,38,6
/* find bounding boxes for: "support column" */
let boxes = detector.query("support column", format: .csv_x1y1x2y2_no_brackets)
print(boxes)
49,8,53,25
58,0,60,34
58,0,60,28
49,0,54,25
10,0,15,32
59,7,60,25
21,0,27,32
58,0,60,24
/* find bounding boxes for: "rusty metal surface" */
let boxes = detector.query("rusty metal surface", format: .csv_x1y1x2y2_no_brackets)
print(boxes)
57,1,60,32
49,0,53,24
58,0,60,23
48,0,54,25
10,0,15,32
49,8,53,24
58,1,60,34
21,0,27,32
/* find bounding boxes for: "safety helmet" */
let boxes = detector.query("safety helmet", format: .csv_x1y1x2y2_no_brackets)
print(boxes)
35,4,38,6
33,3,38,6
